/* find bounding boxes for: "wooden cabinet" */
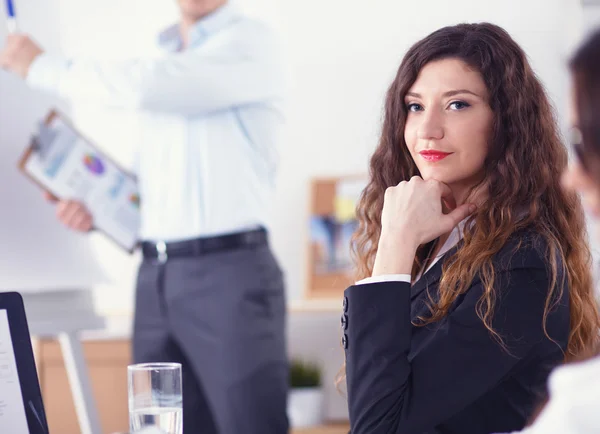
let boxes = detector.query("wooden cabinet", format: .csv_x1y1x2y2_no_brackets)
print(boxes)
35,338,348,434
37,339,131,434
293,425,349,434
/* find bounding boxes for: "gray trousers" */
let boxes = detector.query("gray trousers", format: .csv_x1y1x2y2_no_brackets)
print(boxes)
132,243,289,434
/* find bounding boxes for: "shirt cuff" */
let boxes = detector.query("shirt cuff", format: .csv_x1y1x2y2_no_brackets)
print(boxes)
26,53,70,94
355,274,412,285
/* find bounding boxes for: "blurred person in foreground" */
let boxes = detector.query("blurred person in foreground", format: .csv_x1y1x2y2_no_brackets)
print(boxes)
505,26,600,434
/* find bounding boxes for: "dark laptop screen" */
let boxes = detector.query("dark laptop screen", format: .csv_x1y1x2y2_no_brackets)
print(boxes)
0,292,48,434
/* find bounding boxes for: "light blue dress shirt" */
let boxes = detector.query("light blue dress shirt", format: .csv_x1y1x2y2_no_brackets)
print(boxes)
26,3,285,242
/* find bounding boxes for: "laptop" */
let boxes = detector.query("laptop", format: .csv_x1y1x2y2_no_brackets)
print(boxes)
0,292,49,434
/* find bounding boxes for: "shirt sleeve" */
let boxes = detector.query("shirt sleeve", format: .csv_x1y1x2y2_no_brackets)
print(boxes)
26,23,284,116
355,274,412,285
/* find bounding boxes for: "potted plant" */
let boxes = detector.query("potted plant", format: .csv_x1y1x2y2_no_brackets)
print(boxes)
287,358,324,428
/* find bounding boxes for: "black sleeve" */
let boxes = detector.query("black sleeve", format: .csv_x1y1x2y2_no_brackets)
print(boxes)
344,267,559,433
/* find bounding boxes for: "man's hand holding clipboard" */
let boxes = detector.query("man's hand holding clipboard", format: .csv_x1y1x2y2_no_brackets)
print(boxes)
18,110,141,253
43,192,94,233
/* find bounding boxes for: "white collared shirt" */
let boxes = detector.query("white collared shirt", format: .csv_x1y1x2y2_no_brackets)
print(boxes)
26,3,285,241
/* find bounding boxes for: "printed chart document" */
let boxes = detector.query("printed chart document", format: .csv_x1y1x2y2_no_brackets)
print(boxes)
19,110,140,252
0,309,29,433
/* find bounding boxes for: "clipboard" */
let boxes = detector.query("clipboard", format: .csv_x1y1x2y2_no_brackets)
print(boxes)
18,109,140,253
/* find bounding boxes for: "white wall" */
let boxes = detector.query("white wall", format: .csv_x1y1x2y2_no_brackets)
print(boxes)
583,4,600,32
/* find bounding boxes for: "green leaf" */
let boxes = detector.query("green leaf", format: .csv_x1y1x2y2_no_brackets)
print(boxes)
289,358,322,388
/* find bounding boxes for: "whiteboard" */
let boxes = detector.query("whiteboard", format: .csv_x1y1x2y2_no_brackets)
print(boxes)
0,0,107,292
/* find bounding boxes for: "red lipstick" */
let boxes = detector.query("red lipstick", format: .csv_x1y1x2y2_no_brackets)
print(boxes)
419,150,452,162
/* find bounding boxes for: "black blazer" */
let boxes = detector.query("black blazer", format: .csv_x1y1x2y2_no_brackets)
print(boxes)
343,230,570,434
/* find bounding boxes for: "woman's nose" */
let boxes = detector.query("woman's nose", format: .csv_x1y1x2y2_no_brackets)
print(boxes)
417,111,444,140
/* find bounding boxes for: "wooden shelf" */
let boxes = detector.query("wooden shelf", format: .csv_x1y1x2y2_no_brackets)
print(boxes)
288,298,343,312
292,424,349,434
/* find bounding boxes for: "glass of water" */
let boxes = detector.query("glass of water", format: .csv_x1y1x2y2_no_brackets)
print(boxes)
128,362,183,434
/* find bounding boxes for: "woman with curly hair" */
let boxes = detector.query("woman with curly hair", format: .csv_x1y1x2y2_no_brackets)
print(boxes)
341,23,600,434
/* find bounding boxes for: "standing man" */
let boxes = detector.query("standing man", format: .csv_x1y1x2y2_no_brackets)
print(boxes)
0,1,288,433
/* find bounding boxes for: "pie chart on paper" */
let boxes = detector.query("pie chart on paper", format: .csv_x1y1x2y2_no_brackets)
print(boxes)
83,153,105,175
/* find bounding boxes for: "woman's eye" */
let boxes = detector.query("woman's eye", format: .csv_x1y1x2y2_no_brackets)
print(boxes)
449,101,471,110
407,103,423,112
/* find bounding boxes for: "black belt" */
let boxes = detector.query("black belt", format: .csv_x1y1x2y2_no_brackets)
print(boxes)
141,228,268,261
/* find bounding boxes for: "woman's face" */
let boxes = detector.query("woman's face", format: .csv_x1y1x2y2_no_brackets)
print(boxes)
404,58,494,193
561,80,600,217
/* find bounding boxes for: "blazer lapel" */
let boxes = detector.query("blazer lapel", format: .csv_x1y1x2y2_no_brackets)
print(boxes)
410,242,462,301
410,259,444,301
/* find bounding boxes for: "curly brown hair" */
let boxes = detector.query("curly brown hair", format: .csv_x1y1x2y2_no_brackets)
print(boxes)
353,22,600,360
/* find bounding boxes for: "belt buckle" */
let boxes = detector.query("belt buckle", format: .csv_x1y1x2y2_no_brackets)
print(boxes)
156,241,168,263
